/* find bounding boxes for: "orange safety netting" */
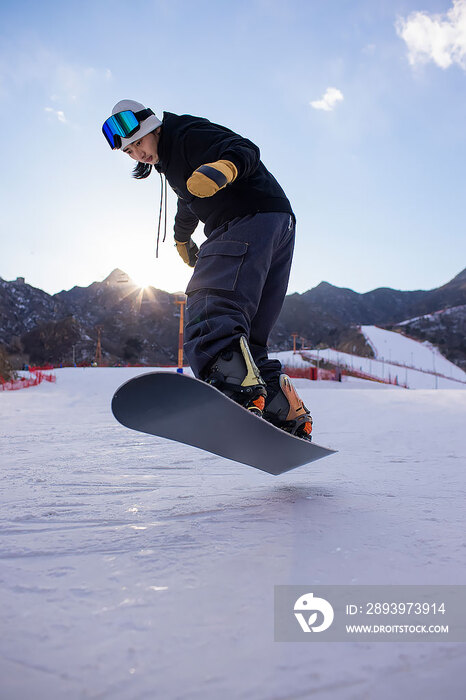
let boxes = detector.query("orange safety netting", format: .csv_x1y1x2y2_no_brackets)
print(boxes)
0,370,56,392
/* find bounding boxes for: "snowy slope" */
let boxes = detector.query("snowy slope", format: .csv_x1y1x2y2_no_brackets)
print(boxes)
1,368,465,699
270,327,466,389
397,305,466,326
361,325,465,380
302,348,465,389
278,324,466,390
272,327,466,389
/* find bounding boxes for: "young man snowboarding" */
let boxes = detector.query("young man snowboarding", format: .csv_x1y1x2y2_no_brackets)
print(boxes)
102,100,313,439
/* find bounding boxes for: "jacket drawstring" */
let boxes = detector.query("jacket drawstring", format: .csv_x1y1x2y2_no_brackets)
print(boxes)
156,171,168,258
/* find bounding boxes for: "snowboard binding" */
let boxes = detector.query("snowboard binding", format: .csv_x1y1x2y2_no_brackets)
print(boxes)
204,336,267,416
263,374,313,441
204,340,313,440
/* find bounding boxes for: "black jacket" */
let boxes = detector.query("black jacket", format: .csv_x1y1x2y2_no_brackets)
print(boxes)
154,112,293,241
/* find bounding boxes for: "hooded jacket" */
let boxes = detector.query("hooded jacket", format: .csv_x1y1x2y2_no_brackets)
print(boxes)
154,112,293,242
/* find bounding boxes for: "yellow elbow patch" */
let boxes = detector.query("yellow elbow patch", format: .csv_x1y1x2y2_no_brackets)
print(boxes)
187,160,238,198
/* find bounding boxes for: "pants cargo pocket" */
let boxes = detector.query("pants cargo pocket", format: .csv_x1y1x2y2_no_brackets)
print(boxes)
186,240,248,294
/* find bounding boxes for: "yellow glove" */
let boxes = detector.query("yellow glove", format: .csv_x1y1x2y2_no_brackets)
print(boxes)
175,238,199,267
187,160,238,198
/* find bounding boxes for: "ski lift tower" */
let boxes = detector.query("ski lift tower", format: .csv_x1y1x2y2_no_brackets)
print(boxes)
94,326,103,366
291,333,299,354
174,295,187,373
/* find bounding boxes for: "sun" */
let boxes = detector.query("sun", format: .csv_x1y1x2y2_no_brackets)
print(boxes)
121,244,194,296
135,279,153,291
128,268,156,291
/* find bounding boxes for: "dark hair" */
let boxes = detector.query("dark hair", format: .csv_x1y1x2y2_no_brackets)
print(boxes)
132,162,152,179
130,127,159,179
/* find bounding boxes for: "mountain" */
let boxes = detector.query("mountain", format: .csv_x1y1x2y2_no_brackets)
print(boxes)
268,268,466,369
0,267,465,370
390,304,466,370
0,276,68,344
1,270,183,368
301,281,426,325
298,269,466,326
54,269,143,323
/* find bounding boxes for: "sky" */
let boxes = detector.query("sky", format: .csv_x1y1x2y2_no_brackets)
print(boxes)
0,0,465,296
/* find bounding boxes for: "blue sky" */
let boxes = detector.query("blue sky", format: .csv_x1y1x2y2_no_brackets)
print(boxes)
0,0,465,296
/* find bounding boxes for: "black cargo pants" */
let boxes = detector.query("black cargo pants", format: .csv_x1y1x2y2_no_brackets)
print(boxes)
184,212,295,392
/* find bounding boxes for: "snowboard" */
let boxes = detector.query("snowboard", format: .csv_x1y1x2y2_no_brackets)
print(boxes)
111,372,336,475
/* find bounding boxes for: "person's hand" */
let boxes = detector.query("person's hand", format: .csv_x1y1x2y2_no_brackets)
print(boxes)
175,237,199,267
187,160,237,198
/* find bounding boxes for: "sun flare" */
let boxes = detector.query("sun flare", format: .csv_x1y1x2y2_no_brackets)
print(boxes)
118,244,193,296
128,270,156,291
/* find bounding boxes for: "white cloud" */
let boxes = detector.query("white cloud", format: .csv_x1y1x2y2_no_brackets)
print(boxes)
54,63,112,103
0,38,113,104
396,0,466,69
310,87,344,112
45,107,67,123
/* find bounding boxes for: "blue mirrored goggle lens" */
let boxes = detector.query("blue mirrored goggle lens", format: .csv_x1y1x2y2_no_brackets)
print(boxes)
102,110,140,149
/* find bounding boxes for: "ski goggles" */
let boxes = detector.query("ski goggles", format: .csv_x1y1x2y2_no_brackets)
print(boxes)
102,108,154,150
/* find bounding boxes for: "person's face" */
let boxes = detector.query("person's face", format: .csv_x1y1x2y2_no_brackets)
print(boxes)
122,129,160,163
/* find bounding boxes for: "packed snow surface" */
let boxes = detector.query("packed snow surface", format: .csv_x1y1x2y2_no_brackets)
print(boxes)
1,367,465,699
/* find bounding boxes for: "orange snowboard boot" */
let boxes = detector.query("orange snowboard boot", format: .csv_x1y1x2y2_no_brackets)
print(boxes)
263,374,313,440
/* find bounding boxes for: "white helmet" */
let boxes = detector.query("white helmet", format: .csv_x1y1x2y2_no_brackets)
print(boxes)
111,99,162,149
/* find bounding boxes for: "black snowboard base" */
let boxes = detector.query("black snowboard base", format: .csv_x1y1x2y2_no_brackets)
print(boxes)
111,372,336,475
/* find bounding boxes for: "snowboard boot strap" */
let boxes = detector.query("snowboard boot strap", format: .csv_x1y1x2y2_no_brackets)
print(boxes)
204,336,267,416
264,374,313,440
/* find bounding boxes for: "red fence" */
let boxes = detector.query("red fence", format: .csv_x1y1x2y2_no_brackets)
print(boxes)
340,367,407,387
282,366,317,380
281,363,406,385
282,365,339,380
0,370,57,392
